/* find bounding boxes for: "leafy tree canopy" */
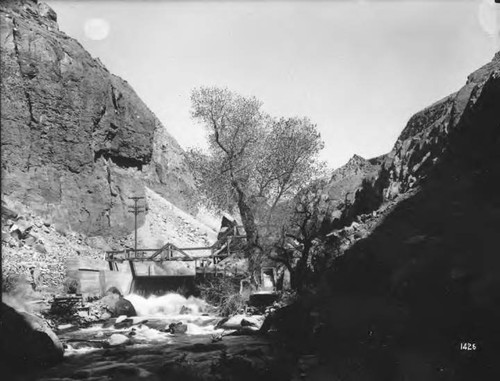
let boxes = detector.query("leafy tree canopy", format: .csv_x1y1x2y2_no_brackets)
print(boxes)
187,86,325,240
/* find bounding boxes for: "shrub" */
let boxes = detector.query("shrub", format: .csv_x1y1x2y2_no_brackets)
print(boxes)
197,276,247,317
219,293,247,317
63,278,79,294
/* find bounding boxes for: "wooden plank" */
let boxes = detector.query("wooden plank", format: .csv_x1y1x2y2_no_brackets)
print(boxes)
178,246,214,251
54,297,82,302
108,257,202,263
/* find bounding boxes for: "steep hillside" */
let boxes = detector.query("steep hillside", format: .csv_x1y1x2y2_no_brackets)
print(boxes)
374,52,499,203
2,199,108,293
316,53,500,378
0,0,196,237
1,188,219,294
322,53,500,233
135,187,217,252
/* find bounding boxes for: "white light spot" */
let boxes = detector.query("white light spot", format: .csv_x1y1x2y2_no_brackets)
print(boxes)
478,0,499,37
84,18,110,41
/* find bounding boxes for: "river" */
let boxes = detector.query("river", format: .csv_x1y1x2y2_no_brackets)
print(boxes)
33,293,298,381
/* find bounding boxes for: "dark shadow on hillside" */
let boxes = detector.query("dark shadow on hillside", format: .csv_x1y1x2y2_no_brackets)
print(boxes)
317,74,500,380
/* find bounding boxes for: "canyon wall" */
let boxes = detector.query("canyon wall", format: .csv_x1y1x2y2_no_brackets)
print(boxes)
0,0,196,236
317,52,500,378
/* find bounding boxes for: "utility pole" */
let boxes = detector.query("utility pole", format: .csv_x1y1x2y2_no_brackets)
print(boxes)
128,196,145,280
128,196,145,254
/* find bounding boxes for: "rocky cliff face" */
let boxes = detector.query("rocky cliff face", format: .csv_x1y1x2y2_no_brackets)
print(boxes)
0,0,196,236
324,52,500,228
324,154,381,212
316,54,500,378
374,52,500,203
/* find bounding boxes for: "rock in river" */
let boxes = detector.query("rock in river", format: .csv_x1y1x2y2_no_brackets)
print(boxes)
103,287,137,317
215,314,264,331
108,333,130,347
115,298,137,317
167,322,188,334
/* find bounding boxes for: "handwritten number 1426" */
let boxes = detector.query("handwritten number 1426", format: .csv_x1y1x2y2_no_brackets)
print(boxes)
460,343,477,351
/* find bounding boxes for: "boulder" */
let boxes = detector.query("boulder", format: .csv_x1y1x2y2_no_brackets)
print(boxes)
114,317,134,329
114,298,137,317
103,287,137,317
0,302,64,369
167,322,188,334
108,333,130,347
179,305,193,315
9,229,21,242
215,315,264,330
13,219,33,237
34,243,47,254
115,315,128,324
101,312,112,321
24,234,37,246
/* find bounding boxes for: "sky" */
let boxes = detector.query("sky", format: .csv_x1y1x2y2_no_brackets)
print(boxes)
47,0,500,169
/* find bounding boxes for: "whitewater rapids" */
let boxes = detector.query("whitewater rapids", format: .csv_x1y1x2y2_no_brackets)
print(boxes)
123,292,220,335
126,293,208,316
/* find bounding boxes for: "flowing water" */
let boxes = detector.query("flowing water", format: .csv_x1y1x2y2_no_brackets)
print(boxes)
34,293,286,381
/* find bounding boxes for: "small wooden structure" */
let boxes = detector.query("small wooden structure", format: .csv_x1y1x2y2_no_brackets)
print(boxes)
50,294,89,315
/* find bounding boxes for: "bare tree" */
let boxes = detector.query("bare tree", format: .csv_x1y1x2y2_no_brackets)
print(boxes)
270,180,333,290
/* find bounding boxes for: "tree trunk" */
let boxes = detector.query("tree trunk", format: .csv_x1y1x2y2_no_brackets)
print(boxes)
292,242,311,292
238,196,259,249
233,181,262,285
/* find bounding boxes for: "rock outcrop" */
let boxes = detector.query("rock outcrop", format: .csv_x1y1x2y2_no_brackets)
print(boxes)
328,155,380,199
0,0,196,236
323,154,382,221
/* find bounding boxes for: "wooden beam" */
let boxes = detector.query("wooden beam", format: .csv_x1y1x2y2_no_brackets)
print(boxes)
178,246,214,251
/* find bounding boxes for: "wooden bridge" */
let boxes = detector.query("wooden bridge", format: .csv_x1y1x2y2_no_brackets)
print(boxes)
104,218,247,295
105,242,241,275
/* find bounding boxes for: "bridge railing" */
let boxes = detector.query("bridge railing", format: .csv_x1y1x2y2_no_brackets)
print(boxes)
105,249,199,263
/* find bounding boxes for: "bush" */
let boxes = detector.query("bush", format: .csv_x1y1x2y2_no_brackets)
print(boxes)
197,276,247,317
63,278,79,294
219,293,247,317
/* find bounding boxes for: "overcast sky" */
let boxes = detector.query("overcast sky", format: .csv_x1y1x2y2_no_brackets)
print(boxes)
47,0,499,169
